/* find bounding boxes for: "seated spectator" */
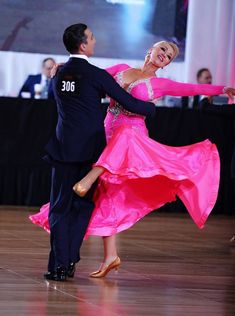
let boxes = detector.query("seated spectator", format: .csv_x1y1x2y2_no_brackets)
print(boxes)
19,57,56,99
182,68,213,108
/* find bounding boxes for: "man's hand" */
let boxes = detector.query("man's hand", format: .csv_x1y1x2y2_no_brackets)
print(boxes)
50,63,65,78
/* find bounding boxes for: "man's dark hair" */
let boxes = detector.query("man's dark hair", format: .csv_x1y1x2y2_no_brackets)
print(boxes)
197,68,209,80
42,57,55,66
63,23,88,54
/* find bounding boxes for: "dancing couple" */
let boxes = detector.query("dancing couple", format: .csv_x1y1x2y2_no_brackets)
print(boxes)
30,23,235,281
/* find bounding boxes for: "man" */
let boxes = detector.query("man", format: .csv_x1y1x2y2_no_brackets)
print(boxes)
182,68,213,108
18,57,56,99
44,23,155,281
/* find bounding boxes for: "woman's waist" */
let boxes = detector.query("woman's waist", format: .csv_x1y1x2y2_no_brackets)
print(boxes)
104,111,148,138
105,110,145,126
107,103,145,118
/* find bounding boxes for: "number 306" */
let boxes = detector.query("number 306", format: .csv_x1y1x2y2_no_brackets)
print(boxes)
61,81,75,92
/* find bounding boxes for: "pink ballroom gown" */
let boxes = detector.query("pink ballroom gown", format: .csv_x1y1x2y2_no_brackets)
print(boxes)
29,64,224,236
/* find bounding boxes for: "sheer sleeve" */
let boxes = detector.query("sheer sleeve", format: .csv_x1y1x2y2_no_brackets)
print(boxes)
151,77,224,98
105,64,130,77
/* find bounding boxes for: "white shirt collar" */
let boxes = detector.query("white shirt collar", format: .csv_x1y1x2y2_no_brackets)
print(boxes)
41,74,47,83
70,54,89,61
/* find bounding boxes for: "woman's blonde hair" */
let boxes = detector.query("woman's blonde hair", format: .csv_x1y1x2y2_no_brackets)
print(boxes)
153,41,179,60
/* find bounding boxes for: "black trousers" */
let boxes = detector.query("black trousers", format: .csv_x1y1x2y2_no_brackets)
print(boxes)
47,161,95,271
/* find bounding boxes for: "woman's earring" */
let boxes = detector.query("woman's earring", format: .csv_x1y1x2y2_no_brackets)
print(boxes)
146,51,151,59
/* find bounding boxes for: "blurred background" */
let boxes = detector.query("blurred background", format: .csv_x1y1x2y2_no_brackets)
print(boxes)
0,0,187,59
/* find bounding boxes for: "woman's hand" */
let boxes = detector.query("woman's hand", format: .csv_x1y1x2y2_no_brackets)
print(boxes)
223,87,235,98
50,63,64,78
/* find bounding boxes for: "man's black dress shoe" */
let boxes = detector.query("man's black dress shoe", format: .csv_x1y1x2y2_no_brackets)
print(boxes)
67,262,76,278
44,267,67,281
44,271,56,280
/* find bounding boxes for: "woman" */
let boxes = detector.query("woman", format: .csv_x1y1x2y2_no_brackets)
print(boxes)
30,41,235,277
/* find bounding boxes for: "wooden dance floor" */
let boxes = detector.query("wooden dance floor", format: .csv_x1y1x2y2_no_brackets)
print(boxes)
0,207,235,316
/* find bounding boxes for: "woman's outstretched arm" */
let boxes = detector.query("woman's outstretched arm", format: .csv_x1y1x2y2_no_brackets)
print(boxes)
150,77,235,99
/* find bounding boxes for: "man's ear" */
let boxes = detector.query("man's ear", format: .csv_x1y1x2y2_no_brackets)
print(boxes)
80,43,86,53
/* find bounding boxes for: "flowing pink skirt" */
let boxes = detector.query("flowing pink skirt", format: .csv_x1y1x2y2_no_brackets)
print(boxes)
29,203,50,233
29,125,220,236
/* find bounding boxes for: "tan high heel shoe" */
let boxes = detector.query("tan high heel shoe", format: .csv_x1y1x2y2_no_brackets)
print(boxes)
73,183,90,197
89,257,121,278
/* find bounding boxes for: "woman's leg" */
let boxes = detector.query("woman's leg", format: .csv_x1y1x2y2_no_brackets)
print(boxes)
101,235,118,269
73,166,104,196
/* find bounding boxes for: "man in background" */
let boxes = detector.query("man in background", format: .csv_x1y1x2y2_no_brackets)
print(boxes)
182,68,213,108
18,57,56,99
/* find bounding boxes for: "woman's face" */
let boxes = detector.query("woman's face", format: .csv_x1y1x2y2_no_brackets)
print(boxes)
149,43,175,68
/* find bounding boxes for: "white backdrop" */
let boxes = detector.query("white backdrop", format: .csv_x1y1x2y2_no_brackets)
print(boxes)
185,0,235,86
0,50,184,97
